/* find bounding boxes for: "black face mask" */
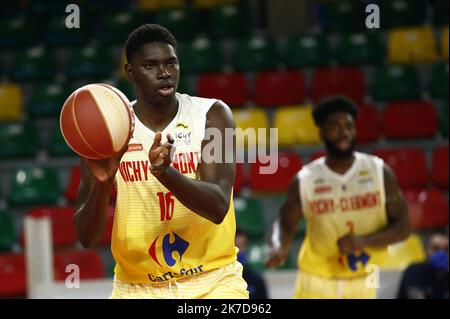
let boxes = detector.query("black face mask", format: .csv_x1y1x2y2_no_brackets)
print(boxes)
323,138,356,159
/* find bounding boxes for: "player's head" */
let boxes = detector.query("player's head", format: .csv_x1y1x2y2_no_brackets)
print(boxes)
124,24,179,106
312,96,358,159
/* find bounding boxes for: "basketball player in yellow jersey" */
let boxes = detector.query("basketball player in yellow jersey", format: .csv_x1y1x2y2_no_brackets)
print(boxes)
74,24,248,299
267,96,411,299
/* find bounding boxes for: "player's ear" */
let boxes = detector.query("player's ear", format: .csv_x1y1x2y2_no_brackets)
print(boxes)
124,62,134,81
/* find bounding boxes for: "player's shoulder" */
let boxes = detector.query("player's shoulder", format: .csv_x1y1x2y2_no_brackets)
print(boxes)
299,156,325,177
176,92,219,108
355,151,385,166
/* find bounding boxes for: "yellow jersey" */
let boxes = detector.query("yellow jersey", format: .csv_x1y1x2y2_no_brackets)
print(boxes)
112,93,237,284
298,152,388,278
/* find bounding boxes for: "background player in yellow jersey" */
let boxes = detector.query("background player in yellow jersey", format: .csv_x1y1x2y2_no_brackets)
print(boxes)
75,24,248,299
266,96,411,299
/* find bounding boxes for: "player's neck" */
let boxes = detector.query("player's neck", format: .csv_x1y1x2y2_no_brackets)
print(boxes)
325,154,356,175
134,97,179,132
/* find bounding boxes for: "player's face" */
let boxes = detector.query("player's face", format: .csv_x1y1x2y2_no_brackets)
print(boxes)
320,111,357,159
127,42,180,106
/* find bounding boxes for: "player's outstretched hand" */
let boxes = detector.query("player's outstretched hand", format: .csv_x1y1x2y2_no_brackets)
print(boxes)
266,245,287,269
149,131,175,177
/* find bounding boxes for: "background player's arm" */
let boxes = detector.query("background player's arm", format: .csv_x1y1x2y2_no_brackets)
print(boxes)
151,100,235,225
266,175,304,268
338,164,410,254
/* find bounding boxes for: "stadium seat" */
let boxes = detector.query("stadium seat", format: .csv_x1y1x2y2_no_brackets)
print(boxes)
388,27,438,64
284,34,331,69
379,0,424,28
54,250,105,281
234,163,244,194
355,104,381,143
0,122,38,159
0,253,26,297
66,46,113,80
373,148,428,190
154,8,199,40
273,105,320,146
85,0,130,13
371,65,421,101
336,32,384,66
137,0,186,11
210,3,251,38
441,26,449,60
25,206,77,247
30,0,67,14
246,242,268,272
312,67,365,104
404,189,449,229
0,15,36,48
383,101,438,139
194,0,238,9
253,70,305,107
9,167,61,206
233,108,269,147
249,152,302,193
48,124,75,157
0,210,16,252
29,83,67,118
440,104,449,137
0,83,24,122
234,197,265,240
431,0,449,26
233,36,278,72
179,37,224,74
429,62,449,99
99,12,143,44
320,0,365,32
116,78,136,101
196,73,248,107
382,233,426,270
64,165,81,203
432,145,449,189
11,46,55,82
45,14,90,47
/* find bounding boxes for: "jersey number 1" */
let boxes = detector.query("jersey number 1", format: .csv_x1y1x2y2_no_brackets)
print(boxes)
157,192,174,221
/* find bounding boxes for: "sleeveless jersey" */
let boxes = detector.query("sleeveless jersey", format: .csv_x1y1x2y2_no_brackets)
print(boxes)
298,152,388,278
112,93,237,284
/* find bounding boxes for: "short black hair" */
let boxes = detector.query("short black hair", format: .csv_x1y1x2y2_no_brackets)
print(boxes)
312,96,358,127
125,24,177,63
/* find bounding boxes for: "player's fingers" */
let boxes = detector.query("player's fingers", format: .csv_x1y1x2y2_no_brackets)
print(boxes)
167,133,174,145
151,131,162,150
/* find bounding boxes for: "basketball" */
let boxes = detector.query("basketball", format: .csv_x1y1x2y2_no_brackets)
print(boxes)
60,83,134,159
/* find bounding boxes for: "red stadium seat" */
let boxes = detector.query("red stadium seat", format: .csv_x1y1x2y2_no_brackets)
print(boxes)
355,104,381,143
197,72,248,106
254,70,306,106
312,67,365,104
234,163,244,194
404,188,449,229
54,250,105,281
373,148,429,190
309,151,325,163
383,101,438,139
0,253,26,297
432,145,449,189
249,152,302,192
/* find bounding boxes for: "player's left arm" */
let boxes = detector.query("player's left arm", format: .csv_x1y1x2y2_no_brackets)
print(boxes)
338,164,410,253
150,100,235,225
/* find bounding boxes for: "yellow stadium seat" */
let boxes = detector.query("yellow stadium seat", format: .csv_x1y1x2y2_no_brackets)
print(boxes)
274,105,321,146
441,26,449,60
381,233,426,270
194,0,238,9
0,83,24,122
233,108,269,148
137,0,186,11
388,27,438,64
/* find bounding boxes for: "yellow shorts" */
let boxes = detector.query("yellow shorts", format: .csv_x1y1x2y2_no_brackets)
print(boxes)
110,261,249,299
294,271,377,299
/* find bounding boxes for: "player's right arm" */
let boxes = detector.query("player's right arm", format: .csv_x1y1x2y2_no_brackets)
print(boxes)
74,150,125,248
266,174,304,268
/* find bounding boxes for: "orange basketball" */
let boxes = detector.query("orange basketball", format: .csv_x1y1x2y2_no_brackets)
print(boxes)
60,83,134,159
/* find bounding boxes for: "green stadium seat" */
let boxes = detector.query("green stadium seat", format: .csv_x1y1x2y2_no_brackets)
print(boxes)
154,8,199,40
246,242,268,272
321,1,365,32
9,167,61,206
66,46,113,80
0,15,37,48
48,125,75,157
379,0,424,28
429,62,449,99
233,36,278,72
29,83,68,118
0,210,16,252
234,197,265,240
99,12,144,45
371,65,421,101
432,0,449,26
440,104,449,137
85,0,130,13
30,0,67,14
210,4,251,38
179,38,225,74
177,76,195,95
284,34,331,69
116,78,136,101
11,47,55,82
45,15,91,47
336,32,384,65
0,123,38,159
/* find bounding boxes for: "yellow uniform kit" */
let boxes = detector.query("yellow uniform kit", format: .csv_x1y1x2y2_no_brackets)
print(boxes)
111,93,248,298
296,152,388,298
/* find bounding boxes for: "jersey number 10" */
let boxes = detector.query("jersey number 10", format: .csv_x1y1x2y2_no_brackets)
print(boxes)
157,192,174,221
